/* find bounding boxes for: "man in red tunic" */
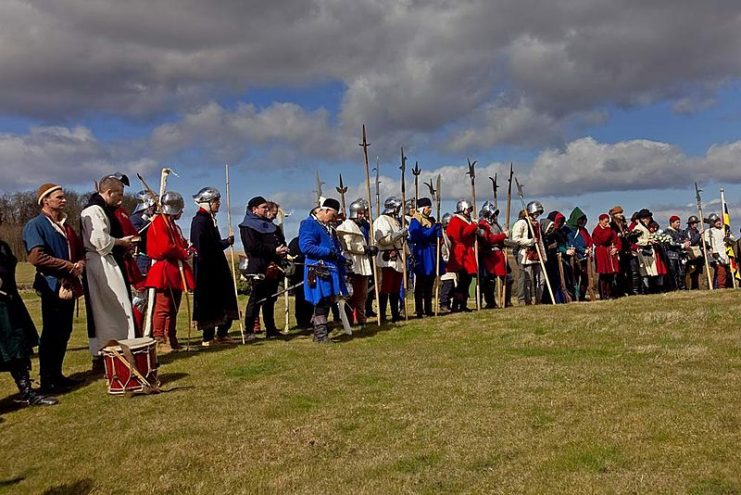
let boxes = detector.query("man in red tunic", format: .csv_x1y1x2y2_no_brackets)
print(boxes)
143,192,195,353
477,201,508,308
446,200,479,312
592,214,620,299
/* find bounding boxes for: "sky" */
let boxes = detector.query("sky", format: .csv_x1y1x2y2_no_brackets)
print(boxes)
2,0,741,242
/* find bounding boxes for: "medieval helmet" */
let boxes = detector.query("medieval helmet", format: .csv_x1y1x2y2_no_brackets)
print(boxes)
133,190,157,214
161,191,184,215
348,198,368,219
526,201,544,216
686,215,700,224
383,196,402,215
456,200,472,214
192,186,221,204
441,213,453,228
479,201,499,219
706,213,721,224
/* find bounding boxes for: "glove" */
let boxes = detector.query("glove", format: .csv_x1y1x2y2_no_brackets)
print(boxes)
226,235,235,246
365,246,379,257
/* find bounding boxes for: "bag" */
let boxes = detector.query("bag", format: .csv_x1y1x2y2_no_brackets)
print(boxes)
58,278,83,300
264,262,283,281
382,249,399,262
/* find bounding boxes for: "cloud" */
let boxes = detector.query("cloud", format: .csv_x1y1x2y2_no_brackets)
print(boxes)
0,126,157,192
2,0,741,144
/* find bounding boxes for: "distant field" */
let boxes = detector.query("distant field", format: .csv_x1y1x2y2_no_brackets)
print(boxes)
0,286,739,494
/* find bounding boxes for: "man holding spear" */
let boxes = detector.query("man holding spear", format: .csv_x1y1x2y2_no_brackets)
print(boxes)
360,126,382,326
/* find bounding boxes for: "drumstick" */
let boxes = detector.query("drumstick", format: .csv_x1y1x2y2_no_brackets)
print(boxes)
109,348,160,394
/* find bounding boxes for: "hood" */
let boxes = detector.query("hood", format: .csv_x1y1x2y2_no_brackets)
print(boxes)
566,207,586,230
547,211,566,230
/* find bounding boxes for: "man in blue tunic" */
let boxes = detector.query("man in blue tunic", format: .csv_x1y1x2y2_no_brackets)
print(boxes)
299,198,348,343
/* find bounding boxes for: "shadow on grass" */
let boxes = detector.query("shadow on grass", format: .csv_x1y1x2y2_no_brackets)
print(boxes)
42,478,94,495
0,475,25,489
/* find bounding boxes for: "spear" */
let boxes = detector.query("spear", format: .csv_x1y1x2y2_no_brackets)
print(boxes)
505,163,514,231
314,170,324,207
360,126,382,326
225,164,246,344
336,174,348,215
412,161,422,210
400,147,409,320
467,159,481,310
695,183,714,290
489,174,499,210
373,157,381,219
514,176,556,305
434,174,442,316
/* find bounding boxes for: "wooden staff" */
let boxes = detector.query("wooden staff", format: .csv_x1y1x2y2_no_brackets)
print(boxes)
434,174,442,315
374,157,381,219
467,159,481,311
514,176,557,305
695,183,714,290
360,125,382,326
399,147,409,320
225,164,246,344
502,163,514,308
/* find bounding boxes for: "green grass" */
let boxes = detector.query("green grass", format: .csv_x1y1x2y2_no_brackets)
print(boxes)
0,285,740,494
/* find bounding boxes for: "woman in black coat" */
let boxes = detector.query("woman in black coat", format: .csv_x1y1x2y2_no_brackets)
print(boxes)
1,218,57,405
190,188,239,346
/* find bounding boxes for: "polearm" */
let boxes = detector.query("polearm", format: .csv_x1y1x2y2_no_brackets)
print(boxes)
429,175,443,315
136,172,158,338
467,159,481,311
399,147,409,320
720,187,738,289
505,163,514,231
695,183,714,290
314,171,324,207
225,164,246,344
489,174,499,210
360,126,382,326
412,161,422,210
275,207,291,332
373,157,381,218
514,176,556,305
336,174,348,216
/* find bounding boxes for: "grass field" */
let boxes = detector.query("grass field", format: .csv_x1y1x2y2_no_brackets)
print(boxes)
0,276,740,494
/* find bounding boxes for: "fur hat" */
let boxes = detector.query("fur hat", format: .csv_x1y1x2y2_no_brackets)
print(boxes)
416,197,432,208
609,205,624,217
636,208,653,219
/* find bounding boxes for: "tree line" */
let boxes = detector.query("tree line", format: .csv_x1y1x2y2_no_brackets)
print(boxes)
0,190,137,261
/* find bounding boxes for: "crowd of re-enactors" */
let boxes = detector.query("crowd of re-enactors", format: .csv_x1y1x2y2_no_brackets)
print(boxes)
0,173,738,406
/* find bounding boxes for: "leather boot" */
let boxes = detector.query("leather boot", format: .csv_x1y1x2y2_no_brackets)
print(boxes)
12,368,58,406
312,315,330,343
378,293,389,322
389,294,401,322
414,293,424,318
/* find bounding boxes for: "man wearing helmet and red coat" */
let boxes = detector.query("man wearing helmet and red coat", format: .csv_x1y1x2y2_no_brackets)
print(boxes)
144,191,195,353
446,199,478,312
477,201,508,308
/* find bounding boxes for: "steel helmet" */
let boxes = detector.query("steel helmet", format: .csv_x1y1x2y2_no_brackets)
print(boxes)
526,200,544,216
686,215,700,224
383,197,402,215
441,213,453,228
456,200,472,214
706,213,721,224
479,201,499,219
133,190,157,214
348,198,368,219
161,191,185,215
192,186,221,203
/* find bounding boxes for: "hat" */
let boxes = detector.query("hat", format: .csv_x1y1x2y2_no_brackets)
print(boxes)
598,213,609,221
37,183,62,205
321,198,341,212
636,208,653,219
669,215,680,223
609,205,624,216
416,197,432,208
247,196,268,210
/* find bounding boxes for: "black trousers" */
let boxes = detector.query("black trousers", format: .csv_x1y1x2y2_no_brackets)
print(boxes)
244,278,280,333
39,294,75,384
452,271,473,310
439,279,454,308
414,274,435,316
202,321,232,341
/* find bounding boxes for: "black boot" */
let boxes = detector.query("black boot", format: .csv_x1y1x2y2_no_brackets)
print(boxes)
378,293,389,322
312,315,331,343
389,294,401,322
12,369,58,406
414,293,424,318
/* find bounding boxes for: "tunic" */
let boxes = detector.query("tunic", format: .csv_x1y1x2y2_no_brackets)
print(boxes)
446,214,478,275
299,215,348,305
81,202,136,354
591,225,620,274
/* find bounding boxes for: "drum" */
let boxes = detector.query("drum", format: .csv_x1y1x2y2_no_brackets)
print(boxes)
102,337,159,395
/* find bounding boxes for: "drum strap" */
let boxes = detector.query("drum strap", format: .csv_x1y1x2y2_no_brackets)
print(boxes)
104,340,161,394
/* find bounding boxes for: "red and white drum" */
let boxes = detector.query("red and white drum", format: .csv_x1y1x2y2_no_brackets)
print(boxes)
102,337,159,395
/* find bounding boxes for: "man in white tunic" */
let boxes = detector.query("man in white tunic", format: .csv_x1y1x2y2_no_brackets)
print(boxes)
81,175,137,364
